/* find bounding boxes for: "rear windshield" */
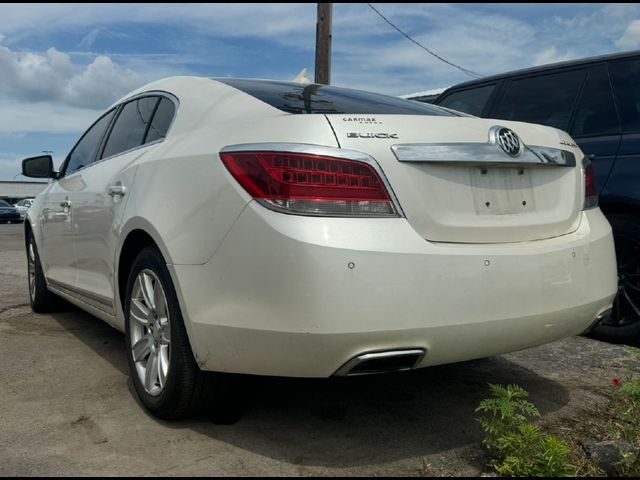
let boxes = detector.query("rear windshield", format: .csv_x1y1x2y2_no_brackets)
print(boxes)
215,78,454,116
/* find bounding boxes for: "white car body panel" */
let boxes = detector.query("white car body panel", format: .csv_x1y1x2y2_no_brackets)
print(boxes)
25,76,618,378
70,146,146,311
173,206,614,377
327,115,583,243
38,178,77,287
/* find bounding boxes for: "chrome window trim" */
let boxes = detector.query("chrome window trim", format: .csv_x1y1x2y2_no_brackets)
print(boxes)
63,140,163,179
58,91,179,179
220,142,405,218
99,91,179,162
60,107,119,178
391,127,576,168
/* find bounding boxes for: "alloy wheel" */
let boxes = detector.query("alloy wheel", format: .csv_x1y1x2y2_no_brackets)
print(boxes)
27,239,36,300
129,269,171,396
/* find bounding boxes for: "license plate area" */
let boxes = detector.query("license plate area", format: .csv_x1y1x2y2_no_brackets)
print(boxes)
469,167,535,215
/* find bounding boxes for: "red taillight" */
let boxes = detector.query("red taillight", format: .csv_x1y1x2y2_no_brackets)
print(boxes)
220,151,398,216
584,160,598,209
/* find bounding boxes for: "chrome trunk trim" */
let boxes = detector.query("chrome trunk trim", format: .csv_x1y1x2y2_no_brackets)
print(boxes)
391,142,576,168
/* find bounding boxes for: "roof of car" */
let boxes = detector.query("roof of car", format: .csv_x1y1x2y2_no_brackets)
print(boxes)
446,49,640,91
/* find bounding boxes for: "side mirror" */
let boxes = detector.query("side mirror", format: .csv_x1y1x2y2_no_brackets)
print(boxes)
22,155,55,179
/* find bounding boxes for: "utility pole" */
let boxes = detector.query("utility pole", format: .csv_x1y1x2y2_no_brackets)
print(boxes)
315,3,332,85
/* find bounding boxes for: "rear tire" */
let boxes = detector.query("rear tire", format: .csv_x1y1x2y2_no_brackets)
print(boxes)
26,230,59,313
590,214,640,345
124,245,237,420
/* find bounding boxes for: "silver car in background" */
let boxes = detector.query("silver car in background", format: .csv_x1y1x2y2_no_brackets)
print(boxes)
14,198,34,221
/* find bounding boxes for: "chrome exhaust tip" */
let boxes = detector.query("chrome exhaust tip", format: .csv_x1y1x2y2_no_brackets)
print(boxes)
583,307,613,334
334,349,426,377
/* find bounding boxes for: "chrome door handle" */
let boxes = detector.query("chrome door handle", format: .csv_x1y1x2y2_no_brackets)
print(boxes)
60,200,71,208
108,185,127,197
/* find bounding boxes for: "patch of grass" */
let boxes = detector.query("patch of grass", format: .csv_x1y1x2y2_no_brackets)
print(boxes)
475,384,574,477
619,377,640,403
615,378,640,476
625,346,640,362
548,378,640,477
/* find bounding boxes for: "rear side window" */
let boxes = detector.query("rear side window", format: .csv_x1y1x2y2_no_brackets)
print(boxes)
215,78,454,116
609,58,640,132
102,96,159,159
492,69,587,131
145,98,176,143
570,64,620,137
65,109,116,175
437,84,495,116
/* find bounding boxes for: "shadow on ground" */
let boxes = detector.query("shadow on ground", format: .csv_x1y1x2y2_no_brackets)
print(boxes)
47,304,571,469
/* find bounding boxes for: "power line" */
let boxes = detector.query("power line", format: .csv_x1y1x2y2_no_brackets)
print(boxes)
366,3,483,79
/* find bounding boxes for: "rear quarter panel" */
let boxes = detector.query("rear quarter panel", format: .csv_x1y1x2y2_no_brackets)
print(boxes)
119,78,340,267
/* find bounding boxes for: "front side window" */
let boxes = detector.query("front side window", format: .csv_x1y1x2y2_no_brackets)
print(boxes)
609,58,640,133
0,200,10,207
437,84,495,116
493,69,587,131
102,96,159,159
65,109,116,175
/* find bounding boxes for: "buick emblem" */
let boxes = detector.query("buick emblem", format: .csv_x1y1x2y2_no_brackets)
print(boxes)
492,127,522,157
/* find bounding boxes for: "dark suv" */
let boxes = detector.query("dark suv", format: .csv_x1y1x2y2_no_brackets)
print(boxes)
434,50,640,342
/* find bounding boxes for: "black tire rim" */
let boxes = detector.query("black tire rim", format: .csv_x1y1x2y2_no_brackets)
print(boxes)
606,231,640,327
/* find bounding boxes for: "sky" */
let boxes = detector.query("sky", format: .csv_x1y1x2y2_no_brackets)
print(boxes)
1,2,640,179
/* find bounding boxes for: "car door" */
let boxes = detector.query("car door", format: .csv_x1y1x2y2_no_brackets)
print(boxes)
605,57,640,204
489,68,588,131
71,95,176,312
568,63,622,193
39,109,116,290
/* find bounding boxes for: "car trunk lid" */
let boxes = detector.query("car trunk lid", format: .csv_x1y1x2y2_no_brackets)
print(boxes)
326,114,583,243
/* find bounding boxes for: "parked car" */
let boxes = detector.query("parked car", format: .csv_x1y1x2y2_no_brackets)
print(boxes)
21,77,617,420
14,198,34,221
435,50,640,342
401,87,449,104
0,199,20,223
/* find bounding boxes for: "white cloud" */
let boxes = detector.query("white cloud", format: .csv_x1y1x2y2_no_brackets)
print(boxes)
616,20,640,49
0,4,315,45
78,28,102,50
533,47,574,67
64,55,143,108
0,100,101,133
0,45,73,102
0,37,144,109
0,2,639,131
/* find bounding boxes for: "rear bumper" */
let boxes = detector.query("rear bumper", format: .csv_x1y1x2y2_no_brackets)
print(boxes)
170,205,617,377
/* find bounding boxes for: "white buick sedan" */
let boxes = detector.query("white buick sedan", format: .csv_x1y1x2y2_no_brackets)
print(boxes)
22,77,617,419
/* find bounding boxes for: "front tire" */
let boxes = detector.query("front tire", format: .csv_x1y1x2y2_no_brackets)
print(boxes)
26,230,59,313
124,246,231,419
590,214,640,344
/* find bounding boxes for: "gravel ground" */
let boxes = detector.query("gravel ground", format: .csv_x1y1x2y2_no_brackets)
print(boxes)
1,223,639,476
